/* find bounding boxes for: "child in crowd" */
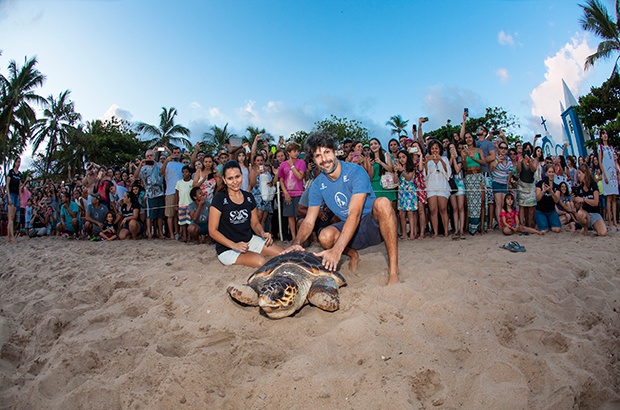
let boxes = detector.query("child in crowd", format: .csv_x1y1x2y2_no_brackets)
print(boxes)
500,193,541,236
24,198,33,235
99,212,118,241
394,150,418,240
175,166,194,242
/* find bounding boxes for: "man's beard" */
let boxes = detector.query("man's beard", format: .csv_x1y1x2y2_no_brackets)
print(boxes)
321,159,338,175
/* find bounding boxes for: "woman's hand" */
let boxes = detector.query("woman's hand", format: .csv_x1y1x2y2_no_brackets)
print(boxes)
233,241,249,253
261,231,273,247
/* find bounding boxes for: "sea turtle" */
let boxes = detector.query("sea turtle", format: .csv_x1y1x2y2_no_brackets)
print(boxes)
227,251,347,319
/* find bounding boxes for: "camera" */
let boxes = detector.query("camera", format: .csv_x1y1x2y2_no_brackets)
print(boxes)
492,130,500,136
409,146,419,154
523,149,532,157
336,149,344,157
145,160,155,166
259,165,264,172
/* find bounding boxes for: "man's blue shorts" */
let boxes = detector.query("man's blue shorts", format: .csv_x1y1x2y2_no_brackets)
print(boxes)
330,212,383,250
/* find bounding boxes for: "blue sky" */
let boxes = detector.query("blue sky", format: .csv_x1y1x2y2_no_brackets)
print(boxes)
0,0,616,152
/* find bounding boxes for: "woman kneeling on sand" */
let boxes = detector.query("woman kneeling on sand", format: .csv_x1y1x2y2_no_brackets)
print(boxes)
208,160,283,268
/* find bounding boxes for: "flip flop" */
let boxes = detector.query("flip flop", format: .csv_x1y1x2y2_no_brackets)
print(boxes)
509,241,526,252
500,242,518,252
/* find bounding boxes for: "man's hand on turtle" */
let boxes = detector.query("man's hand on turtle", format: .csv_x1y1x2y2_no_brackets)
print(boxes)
315,248,341,271
280,244,305,255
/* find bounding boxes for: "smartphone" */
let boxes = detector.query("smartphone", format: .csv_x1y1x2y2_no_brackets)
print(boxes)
492,130,500,136
145,160,155,166
157,147,166,152
412,124,417,132
259,165,264,172
244,145,251,153
229,136,242,147
464,108,469,117
423,117,429,122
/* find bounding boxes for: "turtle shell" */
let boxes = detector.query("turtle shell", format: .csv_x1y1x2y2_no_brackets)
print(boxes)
248,251,346,286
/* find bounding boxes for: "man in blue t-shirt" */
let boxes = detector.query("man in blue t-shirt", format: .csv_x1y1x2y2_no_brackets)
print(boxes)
285,132,399,285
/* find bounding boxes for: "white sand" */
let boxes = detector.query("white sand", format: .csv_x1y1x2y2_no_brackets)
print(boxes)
1,231,619,409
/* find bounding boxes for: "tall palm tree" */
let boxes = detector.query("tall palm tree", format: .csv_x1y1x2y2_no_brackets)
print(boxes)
31,90,81,174
0,56,46,173
245,125,272,146
580,0,620,74
135,107,191,149
202,123,236,154
386,114,409,137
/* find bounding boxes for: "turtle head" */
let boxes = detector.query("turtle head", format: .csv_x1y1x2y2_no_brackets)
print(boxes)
258,277,299,318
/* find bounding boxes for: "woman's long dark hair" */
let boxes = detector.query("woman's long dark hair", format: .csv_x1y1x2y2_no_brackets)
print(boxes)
370,137,388,176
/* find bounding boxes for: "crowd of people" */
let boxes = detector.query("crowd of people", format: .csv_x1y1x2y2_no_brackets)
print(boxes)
2,114,618,280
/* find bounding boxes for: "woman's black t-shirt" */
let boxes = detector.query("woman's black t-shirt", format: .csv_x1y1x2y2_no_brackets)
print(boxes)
8,169,21,194
211,190,256,255
573,181,599,214
535,178,559,213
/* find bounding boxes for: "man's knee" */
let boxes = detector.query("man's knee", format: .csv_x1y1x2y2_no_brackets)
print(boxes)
318,226,339,247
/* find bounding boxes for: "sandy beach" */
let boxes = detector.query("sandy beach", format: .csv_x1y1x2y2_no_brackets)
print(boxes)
0,231,619,409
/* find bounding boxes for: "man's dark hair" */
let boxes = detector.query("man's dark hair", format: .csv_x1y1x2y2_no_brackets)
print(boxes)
182,165,191,173
305,131,336,155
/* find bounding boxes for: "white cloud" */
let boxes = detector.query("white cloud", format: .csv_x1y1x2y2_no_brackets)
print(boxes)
422,85,487,129
498,31,515,46
103,104,133,121
529,34,595,141
190,101,201,109
208,107,222,118
496,68,510,83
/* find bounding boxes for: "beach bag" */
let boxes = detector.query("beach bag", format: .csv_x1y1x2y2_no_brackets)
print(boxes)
259,173,276,202
380,172,398,190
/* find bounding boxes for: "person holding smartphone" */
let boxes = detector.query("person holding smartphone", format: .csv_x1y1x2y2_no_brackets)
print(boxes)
135,149,166,239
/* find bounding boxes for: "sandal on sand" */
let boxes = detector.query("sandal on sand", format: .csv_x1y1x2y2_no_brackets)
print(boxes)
452,233,459,240
500,241,526,253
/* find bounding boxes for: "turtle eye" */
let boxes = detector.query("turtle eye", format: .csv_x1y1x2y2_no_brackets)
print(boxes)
271,286,284,300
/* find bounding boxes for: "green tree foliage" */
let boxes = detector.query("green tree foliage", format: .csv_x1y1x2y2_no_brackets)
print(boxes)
426,107,522,145
288,130,310,147
579,0,620,74
314,115,369,143
31,90,81,174
84,118,148,168
425,120,460,143
575,71,620,146
135,107,191,149
386,114,409,137
202,123,237,154
0,56,46,173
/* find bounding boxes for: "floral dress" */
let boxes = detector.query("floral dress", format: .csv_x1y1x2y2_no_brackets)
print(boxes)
200,175,217,205
251,172,274,213
413,158,428,205
398,172,418,212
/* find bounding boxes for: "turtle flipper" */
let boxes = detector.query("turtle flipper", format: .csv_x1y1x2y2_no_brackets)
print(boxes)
307,277,340,312
227,284,259,306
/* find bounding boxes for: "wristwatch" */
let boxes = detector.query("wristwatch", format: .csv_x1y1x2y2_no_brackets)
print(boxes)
291,165,295,169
